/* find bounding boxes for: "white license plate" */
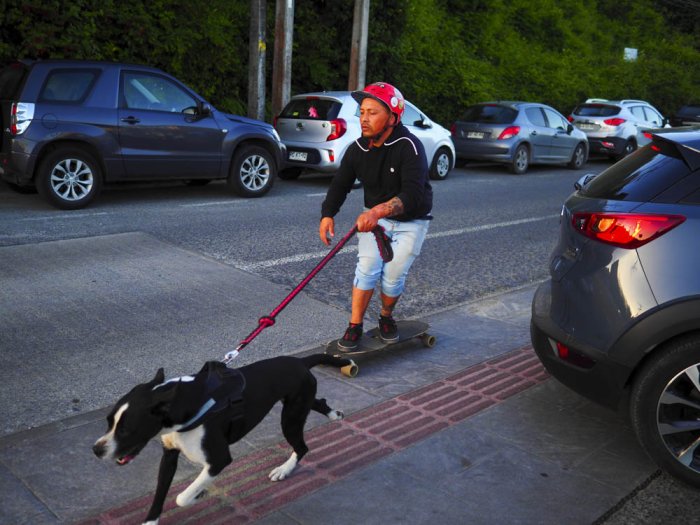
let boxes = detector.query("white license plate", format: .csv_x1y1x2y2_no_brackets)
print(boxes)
289,151,308,161
577,124,596,130
467,131,485,139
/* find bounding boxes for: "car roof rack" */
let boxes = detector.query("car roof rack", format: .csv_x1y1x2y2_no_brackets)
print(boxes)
585,98,609,103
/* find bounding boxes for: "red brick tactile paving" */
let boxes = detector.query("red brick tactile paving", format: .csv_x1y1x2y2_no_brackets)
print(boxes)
84,345,547,524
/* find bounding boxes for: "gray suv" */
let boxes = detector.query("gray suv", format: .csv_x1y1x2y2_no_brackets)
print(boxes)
531,130,700,488
568,98,668,161
0,59,285,209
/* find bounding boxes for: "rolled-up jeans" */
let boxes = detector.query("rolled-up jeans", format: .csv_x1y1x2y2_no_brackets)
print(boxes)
354,216,430,297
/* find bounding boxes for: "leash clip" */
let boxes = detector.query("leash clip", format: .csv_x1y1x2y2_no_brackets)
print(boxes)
222,349,239,365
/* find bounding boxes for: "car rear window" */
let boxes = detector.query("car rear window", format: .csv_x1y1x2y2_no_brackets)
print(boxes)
573,104,620,117
280,98,342,120
39,69,99,103
581,147,693,202
459,104,517,124
0,63,27,99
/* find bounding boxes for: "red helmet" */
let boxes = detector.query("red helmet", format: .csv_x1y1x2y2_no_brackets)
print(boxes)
352,82,405,123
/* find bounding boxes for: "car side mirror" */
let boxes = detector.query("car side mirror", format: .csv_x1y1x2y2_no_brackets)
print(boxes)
198,102,212,117
567,123,574,134
574,173,597,191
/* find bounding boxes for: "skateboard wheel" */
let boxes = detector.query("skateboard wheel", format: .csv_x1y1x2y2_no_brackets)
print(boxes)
421,334,436,348
341,363,359,378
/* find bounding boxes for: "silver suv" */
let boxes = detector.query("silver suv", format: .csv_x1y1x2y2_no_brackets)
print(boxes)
274,91,455,181
568,99,667,161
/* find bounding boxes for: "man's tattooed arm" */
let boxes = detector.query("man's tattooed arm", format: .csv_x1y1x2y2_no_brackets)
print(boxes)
371,196,404,219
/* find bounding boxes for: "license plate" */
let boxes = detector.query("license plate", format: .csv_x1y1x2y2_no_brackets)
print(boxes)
577,123,596,130
289,151,308,161
467,131,485,139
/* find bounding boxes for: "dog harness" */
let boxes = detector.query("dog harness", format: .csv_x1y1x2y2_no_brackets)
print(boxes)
177,361,246,433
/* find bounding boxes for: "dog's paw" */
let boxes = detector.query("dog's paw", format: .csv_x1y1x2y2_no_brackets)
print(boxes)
176,489,206,507
142,520,159,525
269,453,298,481
328,409,344,421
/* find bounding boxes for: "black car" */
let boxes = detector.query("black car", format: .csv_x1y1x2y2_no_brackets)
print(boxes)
0,59,285,209
531,130,700,487
669,104,700,127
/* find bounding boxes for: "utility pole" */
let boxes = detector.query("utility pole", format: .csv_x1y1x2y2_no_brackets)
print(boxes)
348,0,370,91
272,0,294,119
248,0,266,120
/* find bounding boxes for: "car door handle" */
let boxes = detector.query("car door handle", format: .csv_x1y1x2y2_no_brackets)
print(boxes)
531,131,538,135
121,116,140,124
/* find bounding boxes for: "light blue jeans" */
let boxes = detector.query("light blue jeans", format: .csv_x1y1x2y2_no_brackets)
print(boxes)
354,216,430,297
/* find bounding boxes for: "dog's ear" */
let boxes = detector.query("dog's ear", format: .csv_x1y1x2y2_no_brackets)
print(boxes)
150,385,177,421
151,368,165,385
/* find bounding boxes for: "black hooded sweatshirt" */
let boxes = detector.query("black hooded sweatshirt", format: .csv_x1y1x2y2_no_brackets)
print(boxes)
321,123,433,222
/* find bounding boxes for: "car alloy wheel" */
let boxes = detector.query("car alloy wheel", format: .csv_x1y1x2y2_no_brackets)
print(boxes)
630,334,700,487
36,147,102,209
227,145,275,198
429,148,452,180
510,144,529,174
568,143,586,169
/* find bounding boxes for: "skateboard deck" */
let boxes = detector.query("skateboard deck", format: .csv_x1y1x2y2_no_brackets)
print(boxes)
325,320,435,377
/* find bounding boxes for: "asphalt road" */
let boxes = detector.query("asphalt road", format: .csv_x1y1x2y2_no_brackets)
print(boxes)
0,160,610,321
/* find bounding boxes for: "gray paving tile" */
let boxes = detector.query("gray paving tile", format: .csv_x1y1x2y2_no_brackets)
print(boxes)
0,463,59,525
0,418,198,523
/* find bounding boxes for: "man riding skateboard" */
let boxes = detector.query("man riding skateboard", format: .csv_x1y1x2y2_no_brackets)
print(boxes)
319,82,433,351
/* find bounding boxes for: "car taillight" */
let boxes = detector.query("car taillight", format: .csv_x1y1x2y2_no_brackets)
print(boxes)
272,115,278,128
450,123,457,136
327,118,347,141
10,102,35,135
603,117,626,126
497,126,520,140
572,212,685,249
566,116,574,123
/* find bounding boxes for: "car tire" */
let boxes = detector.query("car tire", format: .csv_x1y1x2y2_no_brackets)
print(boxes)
629,334,700,488
509,144,529,175
227,145,275,198
614,138,637,162
278,168,303,180
429,147,452,180
567,143,587,170
36,147,102,210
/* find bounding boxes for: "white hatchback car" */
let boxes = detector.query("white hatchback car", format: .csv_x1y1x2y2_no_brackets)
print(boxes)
274,91,455,181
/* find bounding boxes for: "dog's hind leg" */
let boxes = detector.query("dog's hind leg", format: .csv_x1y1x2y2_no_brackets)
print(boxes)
143,447,180,524
312,397,344,421
269,379,315,481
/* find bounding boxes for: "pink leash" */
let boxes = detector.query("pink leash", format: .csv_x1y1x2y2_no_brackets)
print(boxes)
222,225,391,365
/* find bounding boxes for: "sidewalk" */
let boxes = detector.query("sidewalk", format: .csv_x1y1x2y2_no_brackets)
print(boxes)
0,284,662,525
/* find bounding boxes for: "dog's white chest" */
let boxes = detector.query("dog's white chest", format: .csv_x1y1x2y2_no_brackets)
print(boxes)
162,427,207,466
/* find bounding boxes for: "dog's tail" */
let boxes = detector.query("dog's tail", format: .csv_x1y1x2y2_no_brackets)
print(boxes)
302,353,356,372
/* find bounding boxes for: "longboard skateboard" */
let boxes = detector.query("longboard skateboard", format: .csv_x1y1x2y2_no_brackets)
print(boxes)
325,320,436,377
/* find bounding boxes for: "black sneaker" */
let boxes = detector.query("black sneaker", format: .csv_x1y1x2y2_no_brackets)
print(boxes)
338,323,363,351
378,315,399,343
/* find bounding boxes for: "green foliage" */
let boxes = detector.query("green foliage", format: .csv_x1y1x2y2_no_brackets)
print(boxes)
0,0,697,123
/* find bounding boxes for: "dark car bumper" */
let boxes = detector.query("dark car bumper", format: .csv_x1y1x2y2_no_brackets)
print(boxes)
530,281,633,410
587,136,628,155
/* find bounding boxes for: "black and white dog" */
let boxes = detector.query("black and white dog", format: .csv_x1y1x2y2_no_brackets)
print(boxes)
93,354,353,524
